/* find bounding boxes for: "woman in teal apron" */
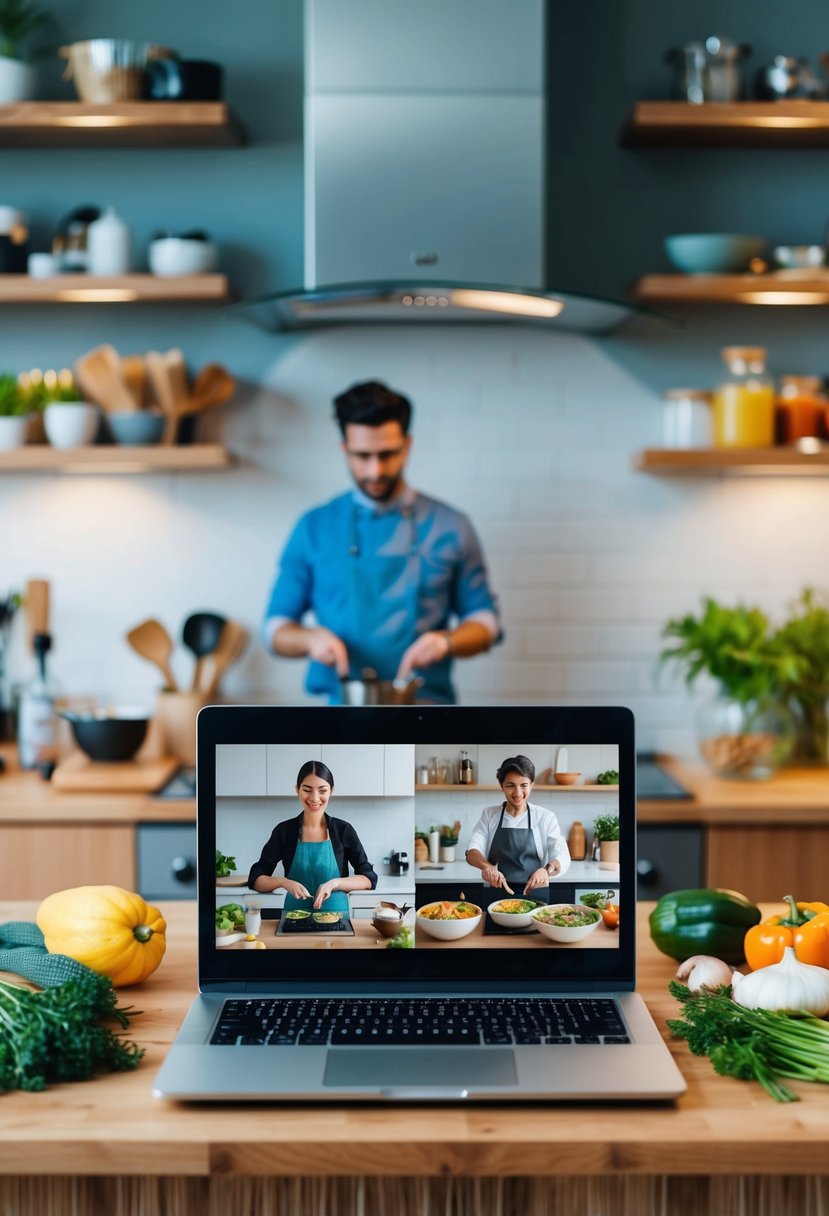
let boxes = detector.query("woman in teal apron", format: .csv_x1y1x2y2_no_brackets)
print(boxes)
248,761,377,912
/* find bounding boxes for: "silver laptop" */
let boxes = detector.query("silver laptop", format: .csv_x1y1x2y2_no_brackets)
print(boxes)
154,704,686,1102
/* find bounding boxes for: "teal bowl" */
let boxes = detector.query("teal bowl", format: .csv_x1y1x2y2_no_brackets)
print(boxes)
664,233,767,274
107,412,165,445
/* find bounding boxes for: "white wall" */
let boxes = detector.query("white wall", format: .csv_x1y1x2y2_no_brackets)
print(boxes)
5,325,821,756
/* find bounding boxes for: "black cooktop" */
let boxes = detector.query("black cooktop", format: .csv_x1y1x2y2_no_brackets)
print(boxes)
276,914,355,936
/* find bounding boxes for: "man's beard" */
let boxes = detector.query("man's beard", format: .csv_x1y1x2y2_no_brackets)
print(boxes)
357,472,402,502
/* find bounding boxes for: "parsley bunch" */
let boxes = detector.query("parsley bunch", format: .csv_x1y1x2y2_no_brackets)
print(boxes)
668,980,829,1103
0,972,144,1092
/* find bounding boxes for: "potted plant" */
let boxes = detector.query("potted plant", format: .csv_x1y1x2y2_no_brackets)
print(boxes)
773,589,829,764
0,0,53,102
592,813,619,869
660,597,795,780
36,373,100,449
439,821,460,863
0,372,30,450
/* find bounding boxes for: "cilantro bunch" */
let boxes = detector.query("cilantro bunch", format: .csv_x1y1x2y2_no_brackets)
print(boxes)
0,972,144,1092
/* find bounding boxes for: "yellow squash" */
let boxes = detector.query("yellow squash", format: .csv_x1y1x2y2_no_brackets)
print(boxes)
36,885,167,987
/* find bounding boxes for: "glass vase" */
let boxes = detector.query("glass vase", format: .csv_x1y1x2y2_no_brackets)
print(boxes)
790,699,829,765
695,694,794,780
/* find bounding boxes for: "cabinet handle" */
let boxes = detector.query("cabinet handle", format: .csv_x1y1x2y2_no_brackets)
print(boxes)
636,858,659,887
171,855,196,884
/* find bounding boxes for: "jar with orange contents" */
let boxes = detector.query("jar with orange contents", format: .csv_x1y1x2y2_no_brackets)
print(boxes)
775,374,827,445
712,346,775,447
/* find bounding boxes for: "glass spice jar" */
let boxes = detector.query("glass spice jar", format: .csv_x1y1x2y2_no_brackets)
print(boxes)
775,374,827,445
661,388,714,448
713,346,775,448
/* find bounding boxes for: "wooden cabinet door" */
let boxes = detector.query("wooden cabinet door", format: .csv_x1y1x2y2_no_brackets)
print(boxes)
707,825,829,902
0,824,134,901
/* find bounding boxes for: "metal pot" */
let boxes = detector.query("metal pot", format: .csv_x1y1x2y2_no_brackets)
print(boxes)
755,56,826,100
340,670,424,705
665,36,751,103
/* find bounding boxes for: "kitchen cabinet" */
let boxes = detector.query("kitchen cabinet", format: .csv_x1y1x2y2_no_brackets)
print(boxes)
0,101,244,147
316,744,384,796
216,744,267,796
137,823,197,900
266,744,322,794
636,825,703,899
384,744,414,796
266,744,411,797
415,782,616,792
706,825,829,901
0,823,134,900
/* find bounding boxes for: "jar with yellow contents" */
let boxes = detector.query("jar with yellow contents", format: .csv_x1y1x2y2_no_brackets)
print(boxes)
713,346,775,447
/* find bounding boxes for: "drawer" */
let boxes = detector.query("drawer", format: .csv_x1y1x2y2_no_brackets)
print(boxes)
137,823,197,901
636,825,703,900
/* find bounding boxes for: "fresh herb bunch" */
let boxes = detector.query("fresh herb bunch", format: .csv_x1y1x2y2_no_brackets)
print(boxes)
0,0,53,61
668,980,829,1103
0,972,143,1092
592,813,619,842
596,769,619,785
774,589,829,761
215,848,237,877
0,373,27,417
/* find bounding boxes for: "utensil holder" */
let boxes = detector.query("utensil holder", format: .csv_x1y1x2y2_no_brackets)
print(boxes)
155,691,208,765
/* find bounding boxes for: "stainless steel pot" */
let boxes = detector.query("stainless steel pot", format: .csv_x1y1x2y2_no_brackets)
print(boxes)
340,669,423,705
665,36,751,103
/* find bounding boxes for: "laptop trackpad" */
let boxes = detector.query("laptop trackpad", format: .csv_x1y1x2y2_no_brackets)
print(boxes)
324,1047,516,1089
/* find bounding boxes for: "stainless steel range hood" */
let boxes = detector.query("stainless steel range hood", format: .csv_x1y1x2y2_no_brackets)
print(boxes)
246,0,642,335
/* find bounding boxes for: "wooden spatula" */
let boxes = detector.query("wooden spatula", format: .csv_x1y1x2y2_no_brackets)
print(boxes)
145,351,187,444
202,620,249,697
126,618,178,691
25,578,50,652
121,355,148,409
74,345,138,413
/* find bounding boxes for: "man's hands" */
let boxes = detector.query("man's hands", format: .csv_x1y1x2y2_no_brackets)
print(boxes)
396,630,451,681
307,626,349,676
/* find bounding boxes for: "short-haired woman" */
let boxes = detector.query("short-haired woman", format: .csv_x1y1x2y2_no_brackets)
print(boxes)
248,760,377,913
465,755,570,898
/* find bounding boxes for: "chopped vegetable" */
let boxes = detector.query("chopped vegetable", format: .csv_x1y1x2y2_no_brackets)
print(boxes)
601,904,620,930
386,925,414,949
579,891,614,909
215,849,237,878
0,972,143,1093
668,979,829,1103
744,895,829,970
675,955,734,994
732,946,829,1017
215,903,245,928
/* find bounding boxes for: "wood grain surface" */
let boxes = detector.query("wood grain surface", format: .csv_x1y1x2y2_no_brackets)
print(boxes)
0,900,828,1183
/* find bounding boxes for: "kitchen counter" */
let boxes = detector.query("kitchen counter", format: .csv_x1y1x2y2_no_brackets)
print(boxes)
0,899,827,1216
220,916,618,949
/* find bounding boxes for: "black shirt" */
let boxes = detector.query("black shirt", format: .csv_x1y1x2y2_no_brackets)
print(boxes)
247,812,378,890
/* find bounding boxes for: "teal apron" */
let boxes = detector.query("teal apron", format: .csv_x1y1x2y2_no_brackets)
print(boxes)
283,836,350,914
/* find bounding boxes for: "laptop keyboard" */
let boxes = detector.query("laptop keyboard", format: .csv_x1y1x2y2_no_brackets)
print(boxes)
211,997,629,1046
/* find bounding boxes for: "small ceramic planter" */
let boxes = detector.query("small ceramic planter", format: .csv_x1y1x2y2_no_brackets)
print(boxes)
43,402,100,449
598,839,619,870
0,57,36,103
0,414,30,451
439,845,456,862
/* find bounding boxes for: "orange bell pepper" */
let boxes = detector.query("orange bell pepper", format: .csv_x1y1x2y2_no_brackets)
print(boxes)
601,904,619,930
744,895,829,971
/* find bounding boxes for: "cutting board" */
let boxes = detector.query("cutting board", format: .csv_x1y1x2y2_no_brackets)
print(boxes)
51,752,180,793
215,875,248,888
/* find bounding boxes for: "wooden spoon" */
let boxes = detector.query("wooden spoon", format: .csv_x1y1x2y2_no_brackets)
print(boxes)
74,345,138,413
145,350,189,444
126,618,178,691
202,620,249,697
25,578,50,653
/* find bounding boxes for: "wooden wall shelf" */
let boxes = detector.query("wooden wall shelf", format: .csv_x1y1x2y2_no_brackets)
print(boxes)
0,274,231,303
636,448,829,475
623,101,829,147
414,783,617,793
632,272,829,305
0,101,244,147
0,444,233,473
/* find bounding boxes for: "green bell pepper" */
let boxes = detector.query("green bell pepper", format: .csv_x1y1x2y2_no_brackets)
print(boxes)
649,887,761,964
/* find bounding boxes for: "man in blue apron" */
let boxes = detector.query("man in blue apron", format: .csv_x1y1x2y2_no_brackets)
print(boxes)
263,381,500,703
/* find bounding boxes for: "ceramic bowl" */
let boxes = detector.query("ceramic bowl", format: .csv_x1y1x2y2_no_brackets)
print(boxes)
553,771,582,785
664,233,766,274
416,901,482,940
372,909,405,939
43,401,100,449
531,903,601,943
488,898,544,929
107,411,165,445
772,244,826,270
62,707,149,762
148,236,217,276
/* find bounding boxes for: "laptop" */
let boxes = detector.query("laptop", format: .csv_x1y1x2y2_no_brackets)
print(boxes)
153,704,686,1101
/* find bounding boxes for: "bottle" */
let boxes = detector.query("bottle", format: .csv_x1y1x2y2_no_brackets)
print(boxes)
428,827,440,863
775,375,827,445
661,388,713,448
459,750,474,784
85,206,131,276
712,346,775,448
428,755,438,784
416,762,430,784
17,632,58,770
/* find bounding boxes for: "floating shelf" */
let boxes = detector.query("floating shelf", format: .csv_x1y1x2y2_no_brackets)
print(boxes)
0,274,231,303
636,448,829,476
0,444,233,473
623,101,829,147
632,272,829,306
0,101,244,147
414,783,617,793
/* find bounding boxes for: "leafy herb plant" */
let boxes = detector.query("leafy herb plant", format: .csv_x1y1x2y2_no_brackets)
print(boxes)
0,373,27,417
774,589,829,761
215,848,237,877
592,813,619,842
0,0,52,61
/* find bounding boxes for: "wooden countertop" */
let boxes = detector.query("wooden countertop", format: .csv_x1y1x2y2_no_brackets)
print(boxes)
1,745,827,826
0,899,827,1179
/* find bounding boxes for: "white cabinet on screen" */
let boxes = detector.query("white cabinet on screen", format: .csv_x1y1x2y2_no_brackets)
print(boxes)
384,744,414,796
320,744,384,796
215,744,267,796
266,744,322,796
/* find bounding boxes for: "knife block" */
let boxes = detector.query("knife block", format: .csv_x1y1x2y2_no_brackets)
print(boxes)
155,691,208,765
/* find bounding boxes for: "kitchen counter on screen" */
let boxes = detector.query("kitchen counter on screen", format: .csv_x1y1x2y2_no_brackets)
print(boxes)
0,899,827,1216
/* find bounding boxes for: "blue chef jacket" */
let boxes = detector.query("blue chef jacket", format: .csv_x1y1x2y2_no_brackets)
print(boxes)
263,487,499,703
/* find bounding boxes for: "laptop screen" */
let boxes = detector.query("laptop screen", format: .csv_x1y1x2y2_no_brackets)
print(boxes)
198,705,635,989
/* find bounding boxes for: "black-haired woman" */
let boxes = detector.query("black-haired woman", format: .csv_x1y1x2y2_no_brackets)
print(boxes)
465,755,570,898
248,760,377,913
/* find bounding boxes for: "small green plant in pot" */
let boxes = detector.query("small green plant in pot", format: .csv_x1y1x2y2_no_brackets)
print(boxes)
0,0,54,101
592,814,619,870
0,373,30,451
439,821,460,862
660,597,795,780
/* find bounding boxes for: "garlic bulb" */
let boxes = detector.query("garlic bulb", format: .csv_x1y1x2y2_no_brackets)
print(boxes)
732,946,829,1016
676,955,735,993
